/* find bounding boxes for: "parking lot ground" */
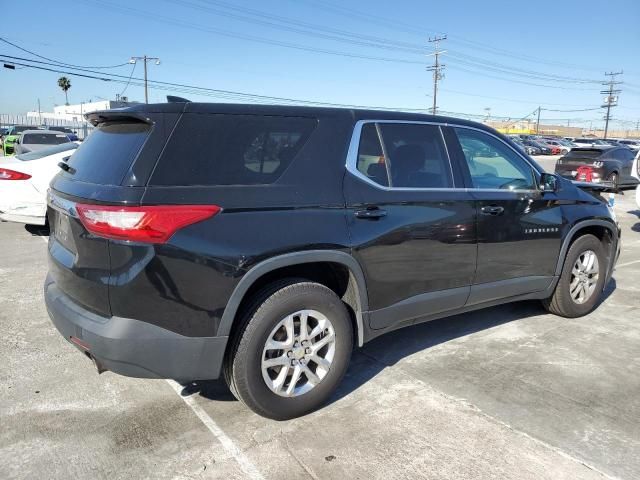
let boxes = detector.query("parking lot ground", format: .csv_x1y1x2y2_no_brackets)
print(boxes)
1,185,639,479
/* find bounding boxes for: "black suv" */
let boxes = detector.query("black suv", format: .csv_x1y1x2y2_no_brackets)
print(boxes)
555,146,638,189
45,103,620,419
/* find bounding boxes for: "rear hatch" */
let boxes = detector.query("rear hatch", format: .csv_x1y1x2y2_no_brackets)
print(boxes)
557,148,607,166
47,110,174,316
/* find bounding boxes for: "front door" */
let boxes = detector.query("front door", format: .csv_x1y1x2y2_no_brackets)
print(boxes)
446,126,563,305
344,121,477,330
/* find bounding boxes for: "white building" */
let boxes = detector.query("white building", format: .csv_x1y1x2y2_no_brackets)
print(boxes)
26,100,140,123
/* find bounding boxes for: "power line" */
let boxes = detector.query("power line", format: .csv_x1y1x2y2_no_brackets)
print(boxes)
298,0,610,73
80,0,612,89
1,54,630,127
118,62,136,96
0,37,130,69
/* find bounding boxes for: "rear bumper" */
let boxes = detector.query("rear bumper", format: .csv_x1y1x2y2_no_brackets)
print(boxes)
44,275,227,381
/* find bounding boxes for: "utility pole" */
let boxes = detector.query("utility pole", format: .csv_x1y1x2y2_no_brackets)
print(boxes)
535,106,541,134
426,35,446,115
37,98,41,125
601,71,623,139
129,55,161,104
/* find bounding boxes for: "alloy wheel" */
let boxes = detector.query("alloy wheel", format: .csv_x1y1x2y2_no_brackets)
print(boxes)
261,309,336,397
569,250,599,304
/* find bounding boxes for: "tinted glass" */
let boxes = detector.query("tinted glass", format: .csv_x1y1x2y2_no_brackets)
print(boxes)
16,142,78,161
454,127,536,190
356,123,388,186
11,126,31,134
378,123,452,188
565,149,604,159
23,133,69,145
620,149,635,161
151,114,316,186
62,122,150,185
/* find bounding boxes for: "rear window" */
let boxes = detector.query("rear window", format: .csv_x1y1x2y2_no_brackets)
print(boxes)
150,114,317,186
23,133,69,145
62,122,150,185
564,149,604,159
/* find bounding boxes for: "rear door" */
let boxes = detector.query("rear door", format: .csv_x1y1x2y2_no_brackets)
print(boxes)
446,126,563,305
344,121,477,330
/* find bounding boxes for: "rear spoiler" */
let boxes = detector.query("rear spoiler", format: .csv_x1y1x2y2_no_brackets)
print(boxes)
84,110,155,127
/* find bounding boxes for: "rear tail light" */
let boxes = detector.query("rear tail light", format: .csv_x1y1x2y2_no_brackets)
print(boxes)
75,204,221,244
576,166,594,182
0,168,31,180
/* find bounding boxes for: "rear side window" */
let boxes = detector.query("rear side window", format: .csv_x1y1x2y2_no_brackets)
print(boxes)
150,114,317,186
356,123,388,186
63,122,150,185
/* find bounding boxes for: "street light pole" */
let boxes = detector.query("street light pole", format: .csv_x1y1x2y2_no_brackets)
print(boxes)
129,55,161,104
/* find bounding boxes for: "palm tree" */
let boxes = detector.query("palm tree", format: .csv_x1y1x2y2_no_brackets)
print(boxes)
57,77,71,105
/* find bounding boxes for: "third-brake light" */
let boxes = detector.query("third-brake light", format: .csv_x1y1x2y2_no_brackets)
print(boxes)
75,204,221,244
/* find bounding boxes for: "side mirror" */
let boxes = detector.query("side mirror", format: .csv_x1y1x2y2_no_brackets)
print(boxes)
540,172,558,192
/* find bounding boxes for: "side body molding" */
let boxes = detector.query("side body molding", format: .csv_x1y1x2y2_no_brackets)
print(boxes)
217,250,369,346
555,219,619,282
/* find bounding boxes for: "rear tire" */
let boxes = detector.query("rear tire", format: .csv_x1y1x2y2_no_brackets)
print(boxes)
607,172,619,189
224,279,353,420
542,234,606,317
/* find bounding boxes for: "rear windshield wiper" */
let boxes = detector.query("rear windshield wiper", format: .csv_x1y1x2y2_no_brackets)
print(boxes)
58,161,76,174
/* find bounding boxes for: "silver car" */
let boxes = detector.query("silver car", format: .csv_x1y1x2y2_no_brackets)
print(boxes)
14,130,70,155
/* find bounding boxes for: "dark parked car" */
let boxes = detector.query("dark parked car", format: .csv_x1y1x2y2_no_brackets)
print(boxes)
522,138,551,155
48,126,79,142
45,103,620,419
555,146,638,188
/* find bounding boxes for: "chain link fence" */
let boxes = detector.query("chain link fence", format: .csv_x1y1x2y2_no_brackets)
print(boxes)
0,114,94,140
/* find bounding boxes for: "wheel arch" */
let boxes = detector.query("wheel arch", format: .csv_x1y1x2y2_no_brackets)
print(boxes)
556,219,618,279
218,250,369,346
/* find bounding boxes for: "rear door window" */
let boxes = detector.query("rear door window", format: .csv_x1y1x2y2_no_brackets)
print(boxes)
150,114,317,186
62,121,151,185
379,123,453,188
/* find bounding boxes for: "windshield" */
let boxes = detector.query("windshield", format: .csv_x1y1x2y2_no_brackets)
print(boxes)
49,127,74,134
15,142,78,161
22,133,69,145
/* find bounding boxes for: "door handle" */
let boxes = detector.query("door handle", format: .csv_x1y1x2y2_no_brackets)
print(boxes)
355,207,387,219
480,205,504,216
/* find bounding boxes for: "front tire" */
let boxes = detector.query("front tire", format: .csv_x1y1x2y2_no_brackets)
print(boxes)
542,234,606,317
224,279,353,420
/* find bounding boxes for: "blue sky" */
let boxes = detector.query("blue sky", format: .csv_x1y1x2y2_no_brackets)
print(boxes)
1,0,639,129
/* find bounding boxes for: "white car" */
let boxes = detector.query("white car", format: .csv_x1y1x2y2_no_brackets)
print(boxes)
633,149,640,208
0,142,78,225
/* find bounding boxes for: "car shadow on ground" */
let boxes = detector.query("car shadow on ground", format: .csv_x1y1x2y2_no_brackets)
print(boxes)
183,279,616,407
24,224,50,237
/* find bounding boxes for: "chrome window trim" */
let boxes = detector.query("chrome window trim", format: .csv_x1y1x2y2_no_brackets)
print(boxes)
345,119,542,193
